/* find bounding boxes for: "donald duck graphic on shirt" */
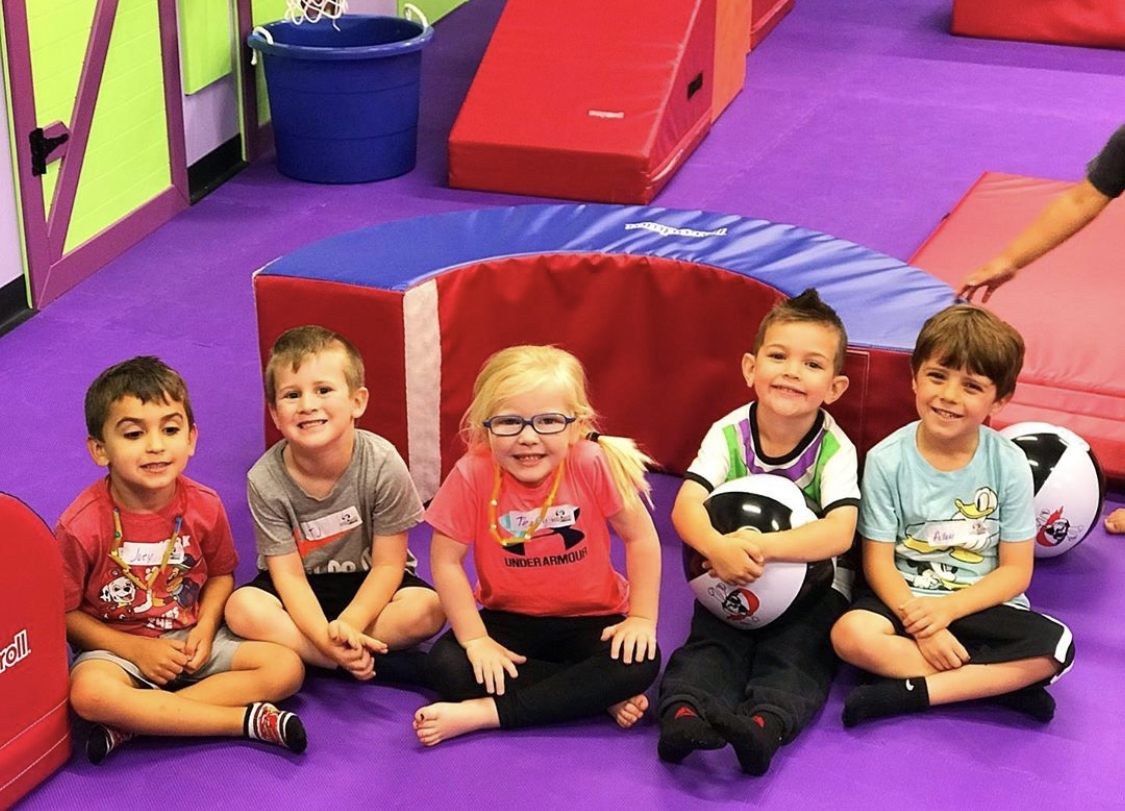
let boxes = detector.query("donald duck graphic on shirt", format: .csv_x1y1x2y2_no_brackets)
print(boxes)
899,487,1000,593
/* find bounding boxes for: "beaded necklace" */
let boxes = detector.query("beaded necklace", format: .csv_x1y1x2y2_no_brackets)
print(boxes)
488,458,567,547
109,507,183,592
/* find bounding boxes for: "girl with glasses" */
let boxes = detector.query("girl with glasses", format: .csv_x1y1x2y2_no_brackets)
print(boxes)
413,345,662,745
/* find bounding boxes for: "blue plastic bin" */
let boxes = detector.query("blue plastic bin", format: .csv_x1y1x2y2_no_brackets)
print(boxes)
248,16,434,183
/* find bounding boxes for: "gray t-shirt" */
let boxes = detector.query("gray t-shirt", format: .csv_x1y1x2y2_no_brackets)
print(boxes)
248,430,423,575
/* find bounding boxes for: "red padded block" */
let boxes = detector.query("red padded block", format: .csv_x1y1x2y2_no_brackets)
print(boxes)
431,253,913,480
253,275,409,458
449,0,715,204
713,0,750,120
952,0,1125,50
910,171,1125,479
0,494,70,811
748,0,795,50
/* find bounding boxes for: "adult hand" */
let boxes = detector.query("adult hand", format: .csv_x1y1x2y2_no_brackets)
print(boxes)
958,257,1019,303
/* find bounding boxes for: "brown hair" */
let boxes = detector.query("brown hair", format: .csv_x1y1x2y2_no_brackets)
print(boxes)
752,288,848,374
85,356,193,440
264,325,365,402
911,304,1024,400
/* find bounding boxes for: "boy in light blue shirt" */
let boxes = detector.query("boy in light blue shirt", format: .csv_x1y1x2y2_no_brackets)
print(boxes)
831,305,1074,726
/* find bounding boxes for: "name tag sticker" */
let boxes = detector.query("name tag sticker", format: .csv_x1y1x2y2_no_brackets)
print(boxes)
923,520,987,547
301,507,363,540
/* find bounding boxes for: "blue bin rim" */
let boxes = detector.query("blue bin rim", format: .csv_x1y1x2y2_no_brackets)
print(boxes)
247,15,433,60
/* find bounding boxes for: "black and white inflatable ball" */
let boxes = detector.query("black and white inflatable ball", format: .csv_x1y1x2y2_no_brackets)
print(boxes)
1000,422,1106,558
683,474,834,629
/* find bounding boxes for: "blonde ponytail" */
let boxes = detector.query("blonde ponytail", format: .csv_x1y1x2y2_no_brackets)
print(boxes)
588,433,655,512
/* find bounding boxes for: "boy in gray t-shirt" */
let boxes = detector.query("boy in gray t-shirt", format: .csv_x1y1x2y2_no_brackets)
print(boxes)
224,327,445,681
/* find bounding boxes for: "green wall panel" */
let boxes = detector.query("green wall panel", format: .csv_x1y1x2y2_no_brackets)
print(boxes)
27,0,93,219
178,0,233,94
398,0,468,24
252,0,287,124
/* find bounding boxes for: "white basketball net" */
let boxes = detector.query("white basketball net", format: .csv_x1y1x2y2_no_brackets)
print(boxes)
285,0,348,24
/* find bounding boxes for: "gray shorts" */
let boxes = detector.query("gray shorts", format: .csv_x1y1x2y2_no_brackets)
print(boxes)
72,625,245,690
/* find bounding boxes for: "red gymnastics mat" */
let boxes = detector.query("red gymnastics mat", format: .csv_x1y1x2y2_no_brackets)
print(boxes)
910,172,1125,479
448,0,715,204
952,0,1125,50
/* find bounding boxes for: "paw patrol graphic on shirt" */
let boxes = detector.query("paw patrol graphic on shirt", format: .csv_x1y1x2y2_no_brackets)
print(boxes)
100,575,136,609
899,487,1002,594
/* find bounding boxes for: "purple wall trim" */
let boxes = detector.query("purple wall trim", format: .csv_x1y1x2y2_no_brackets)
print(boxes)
234,0,265,161
1,0,50,301
158,0,189,200
37,186,186,305
41,120,70,165
46,0,119,262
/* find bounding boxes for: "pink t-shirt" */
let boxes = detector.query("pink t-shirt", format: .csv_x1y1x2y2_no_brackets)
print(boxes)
56,476,239,638
425,440,629,617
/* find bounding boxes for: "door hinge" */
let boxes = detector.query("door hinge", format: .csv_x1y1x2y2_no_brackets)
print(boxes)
30,126,70,177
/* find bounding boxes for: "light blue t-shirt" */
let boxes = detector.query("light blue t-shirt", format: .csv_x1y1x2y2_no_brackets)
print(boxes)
858,422,1036,609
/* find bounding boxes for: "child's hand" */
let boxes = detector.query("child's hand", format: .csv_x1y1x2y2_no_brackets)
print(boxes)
900,596,957,638
129,636,190,685
916,629,970,671
601,616,657,665
463,636,526,696
327,619,388,680
326,635,375,680
182,624,216,673
328,618,389,656
704,529,765,585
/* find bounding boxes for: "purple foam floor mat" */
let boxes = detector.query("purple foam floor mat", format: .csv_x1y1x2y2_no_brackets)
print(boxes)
4,0,1124,807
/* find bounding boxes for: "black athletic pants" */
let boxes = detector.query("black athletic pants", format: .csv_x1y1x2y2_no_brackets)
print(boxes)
658,589,847,742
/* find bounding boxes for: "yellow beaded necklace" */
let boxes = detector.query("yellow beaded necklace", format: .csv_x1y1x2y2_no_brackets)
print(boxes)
109,507,183,593
488,458,567,547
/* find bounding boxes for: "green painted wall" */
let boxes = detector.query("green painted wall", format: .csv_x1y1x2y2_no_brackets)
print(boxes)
399,0,469,24
253,0,288,124
178,0,233,94
28,0,171,254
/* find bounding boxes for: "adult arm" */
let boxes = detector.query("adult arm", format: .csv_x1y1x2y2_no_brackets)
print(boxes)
959,179,1112,302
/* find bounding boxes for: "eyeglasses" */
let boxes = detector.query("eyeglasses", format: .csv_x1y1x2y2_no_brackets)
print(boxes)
483,413,576,436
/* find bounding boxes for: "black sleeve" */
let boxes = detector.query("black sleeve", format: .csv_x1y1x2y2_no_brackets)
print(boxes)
1086,124,1125,199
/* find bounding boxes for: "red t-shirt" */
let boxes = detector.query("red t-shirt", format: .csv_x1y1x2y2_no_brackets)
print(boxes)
425,440,629,617
56,476,239,638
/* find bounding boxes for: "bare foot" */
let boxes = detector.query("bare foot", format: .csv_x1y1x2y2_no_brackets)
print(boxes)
1105,508,1125,534
413,698,500,746
608,693,649,728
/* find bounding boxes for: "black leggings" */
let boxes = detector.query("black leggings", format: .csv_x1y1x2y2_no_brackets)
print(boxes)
426,609,661,730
